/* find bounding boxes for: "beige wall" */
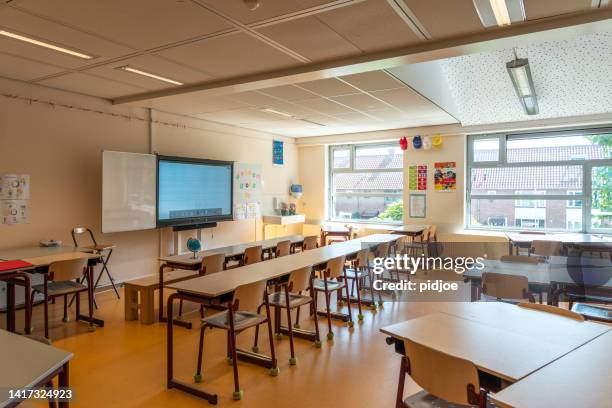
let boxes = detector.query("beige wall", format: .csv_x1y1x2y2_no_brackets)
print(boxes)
0,78,300,283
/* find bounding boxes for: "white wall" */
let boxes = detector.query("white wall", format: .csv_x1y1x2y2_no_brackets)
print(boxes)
0,78,300,285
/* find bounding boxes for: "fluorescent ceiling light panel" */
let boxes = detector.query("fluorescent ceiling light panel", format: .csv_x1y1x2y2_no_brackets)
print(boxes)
473,0,525,27
506,58,539,115
116,66,183,85
262,108,294,118
0,29,94,59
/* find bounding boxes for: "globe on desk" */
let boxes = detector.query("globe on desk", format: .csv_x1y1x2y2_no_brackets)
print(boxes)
186,238,202,259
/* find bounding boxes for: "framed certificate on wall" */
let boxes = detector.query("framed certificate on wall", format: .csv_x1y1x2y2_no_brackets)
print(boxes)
409,194,426,218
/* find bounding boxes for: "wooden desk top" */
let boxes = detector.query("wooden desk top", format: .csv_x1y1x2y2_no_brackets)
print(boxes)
506,232,612,245
381,302,610,382
0,246,100,267
386,225,429,234
167,234,403,298
321,225,350,233
0,330,73,407
492,331,612,408
159,235,304,265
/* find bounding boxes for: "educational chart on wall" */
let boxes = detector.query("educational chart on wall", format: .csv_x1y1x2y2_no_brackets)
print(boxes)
273,140,284,166
408,165,427,190
434,162,457,192
233,163,262,220
0,174,29,224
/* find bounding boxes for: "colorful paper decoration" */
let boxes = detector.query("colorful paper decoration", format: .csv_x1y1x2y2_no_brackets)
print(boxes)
422,135,432,150
408,165,427,191
412,135,422,149
432,135,443,147
399,136,408,150
434,162,456,192
273,140,284,165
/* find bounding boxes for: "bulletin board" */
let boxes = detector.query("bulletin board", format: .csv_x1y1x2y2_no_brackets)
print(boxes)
233,163,263,220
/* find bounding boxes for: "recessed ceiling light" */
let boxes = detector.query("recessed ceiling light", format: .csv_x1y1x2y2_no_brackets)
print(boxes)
0,29,94,59
116,66,183,86
262,108,294,118
473,0,525,27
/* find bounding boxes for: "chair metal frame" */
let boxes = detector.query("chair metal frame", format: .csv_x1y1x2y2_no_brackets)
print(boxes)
72,226,119,299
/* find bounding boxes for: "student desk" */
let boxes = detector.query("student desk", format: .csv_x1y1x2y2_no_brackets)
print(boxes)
164,234,403,405
0,262,33,334
320,225,351,246
0,246,103,330
157,235,304,323
381,302,609,383
0,329,73,408
505,232,612,255
492,330,612,408
385,224,429,237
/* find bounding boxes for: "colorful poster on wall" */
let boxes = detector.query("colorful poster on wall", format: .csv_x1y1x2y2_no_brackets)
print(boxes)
0,174,29,199
434,162,456,192
408,165,427,190
273,140,284,166
233,163,263,220
2,200,28,224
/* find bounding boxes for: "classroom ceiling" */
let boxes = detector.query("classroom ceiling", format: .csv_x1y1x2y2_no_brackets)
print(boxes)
0,0,610,136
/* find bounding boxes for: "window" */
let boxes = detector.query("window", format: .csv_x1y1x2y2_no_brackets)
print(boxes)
467,129,612,232
329,144,403,223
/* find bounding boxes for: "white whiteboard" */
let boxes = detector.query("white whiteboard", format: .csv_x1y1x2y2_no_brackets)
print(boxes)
102,151,156,233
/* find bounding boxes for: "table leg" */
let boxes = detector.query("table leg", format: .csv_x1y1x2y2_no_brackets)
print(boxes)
58,362,69,408
76,266,105,328
6,280,15,332
159,263,167,322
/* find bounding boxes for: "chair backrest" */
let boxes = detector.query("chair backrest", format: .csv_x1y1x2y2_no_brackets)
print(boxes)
275,240,291,257
200,253,225,275
374,242,390,258
243,245,262,265
481,272,529,300
428,225,437,241
71,226,96,247
500,255,540,264
518,302,585,321
520,231,545,235
531,240,563,256
302,236,318,250
326,256,346,279
404,339,480,406
49,259,88,281
289,266,312,293
355,249,369,268
233,280,267,312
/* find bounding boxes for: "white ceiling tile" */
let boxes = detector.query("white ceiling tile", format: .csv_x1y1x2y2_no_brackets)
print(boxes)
297,97,357,115
340,70,406,92
297,78,360,97
0,51,64,81
226,91,284,107
150,93,251,115
315,0,422,52
201,0,308,24
37,72,147,98
524,0,591,20
400,0,484,38
259,85,319,101
155,32,299,78
13,0,233,49
369,87,432,109
256,16,361,62
331,93,390,111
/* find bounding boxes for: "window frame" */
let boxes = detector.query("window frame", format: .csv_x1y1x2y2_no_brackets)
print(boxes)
328,143,403,224
466,127,612,233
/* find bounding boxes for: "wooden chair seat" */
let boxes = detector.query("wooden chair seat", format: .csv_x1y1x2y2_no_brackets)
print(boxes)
81,243,116,252
312,278,346,291
202,310,267,332
32,281,86,297
267,292,312,308
403,390,476,408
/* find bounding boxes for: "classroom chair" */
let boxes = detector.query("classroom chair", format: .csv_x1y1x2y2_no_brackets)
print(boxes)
518,302,584,321
370,242,397,302
193,280,278,401
72,226,119,299
312,255,353,340
427,225,440,257
275,240,291,258
266,266,322,364
178,253,226,318
530,240,563,259
344,248,376,317
481,272,535,304
396,339,490,408
499,255,540,264
30,258,92,339
325,225,353,245
242,245,263,265
302,235,319,251
404,228,430,258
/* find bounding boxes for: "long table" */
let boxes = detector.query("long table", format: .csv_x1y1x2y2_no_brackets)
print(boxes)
492,331,612,408
0,329,73,408
0,262,34,334
380,302,609,383
157,235,304,323
385,224,429,237
0,246,103,332
506,232,612,255
165,233,403,404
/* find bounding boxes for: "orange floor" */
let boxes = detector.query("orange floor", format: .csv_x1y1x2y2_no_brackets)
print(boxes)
2,283,452,408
